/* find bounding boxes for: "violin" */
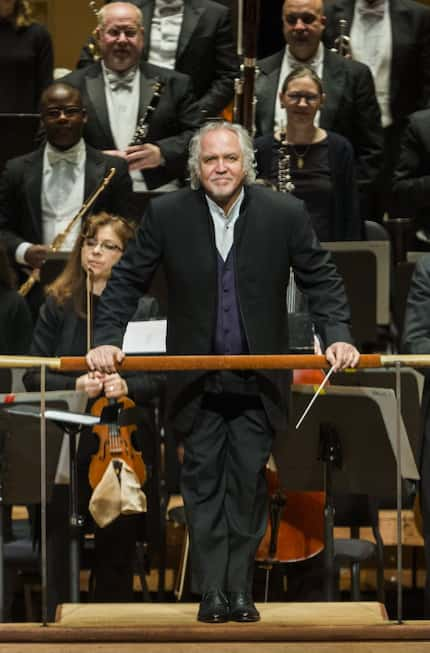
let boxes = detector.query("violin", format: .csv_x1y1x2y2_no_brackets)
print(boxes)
88,395,146,489
84,268,146,490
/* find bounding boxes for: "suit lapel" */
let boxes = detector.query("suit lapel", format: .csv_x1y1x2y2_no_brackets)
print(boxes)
85,67,115,145
257,52,283,135
138,68,159,120
320,51,346,129
176,0,204,63
389,0,408,103
24,149,44,242
84,147,105,207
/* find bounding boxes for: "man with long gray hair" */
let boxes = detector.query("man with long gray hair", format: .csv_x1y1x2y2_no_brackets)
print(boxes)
85,120,359,623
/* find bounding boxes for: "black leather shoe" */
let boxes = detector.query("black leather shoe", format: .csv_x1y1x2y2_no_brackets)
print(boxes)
197,589,230,623
229,592,260,622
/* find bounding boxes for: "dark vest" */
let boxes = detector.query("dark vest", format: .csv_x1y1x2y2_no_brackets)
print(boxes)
213,248,248,355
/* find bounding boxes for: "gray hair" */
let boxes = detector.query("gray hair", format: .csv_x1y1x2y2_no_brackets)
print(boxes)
188,121,256,190
97,2,143,28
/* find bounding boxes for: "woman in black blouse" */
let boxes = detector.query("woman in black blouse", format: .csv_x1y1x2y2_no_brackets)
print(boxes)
0,0,53,113
24,212,163,615
255,66,362,242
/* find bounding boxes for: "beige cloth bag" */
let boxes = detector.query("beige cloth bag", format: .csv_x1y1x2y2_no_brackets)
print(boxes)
89,458,147,528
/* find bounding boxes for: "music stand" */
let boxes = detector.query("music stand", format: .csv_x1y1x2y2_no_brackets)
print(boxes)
0,390,88,622
331,367,423,475
272,384,419,603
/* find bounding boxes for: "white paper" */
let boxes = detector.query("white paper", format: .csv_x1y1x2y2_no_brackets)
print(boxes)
122,319,167,354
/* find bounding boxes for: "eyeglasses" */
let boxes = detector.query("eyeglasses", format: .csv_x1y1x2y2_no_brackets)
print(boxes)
285,92,321,104
43,106,83,119
284,12,318,25
83,238,124,253
103,27,140,39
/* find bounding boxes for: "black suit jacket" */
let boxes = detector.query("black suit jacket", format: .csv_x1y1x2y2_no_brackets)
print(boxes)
391,109,430,230
323,0,430,125
92,185,353,432
0,144,134,258
255,48,383,195
62,61,199,189
78,0,238,117
402,254,430,464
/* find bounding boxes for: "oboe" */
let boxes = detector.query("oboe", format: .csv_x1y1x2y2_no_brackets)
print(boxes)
18,168,116,297
278,134,295,193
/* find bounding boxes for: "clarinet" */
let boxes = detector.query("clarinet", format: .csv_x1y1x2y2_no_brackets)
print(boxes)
129,79,164,146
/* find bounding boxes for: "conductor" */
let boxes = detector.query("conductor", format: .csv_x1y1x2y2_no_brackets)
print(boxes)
86,120,360,623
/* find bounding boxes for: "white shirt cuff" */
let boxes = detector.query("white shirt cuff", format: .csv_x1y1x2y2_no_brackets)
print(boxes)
15,242,33,265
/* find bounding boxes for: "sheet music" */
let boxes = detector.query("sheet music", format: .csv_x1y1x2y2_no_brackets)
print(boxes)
122,319,167,354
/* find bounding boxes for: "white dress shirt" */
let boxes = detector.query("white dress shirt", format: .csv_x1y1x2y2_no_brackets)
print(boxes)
148,0,184,70
350,0,393,127
103,62,140,151
206,188,244,261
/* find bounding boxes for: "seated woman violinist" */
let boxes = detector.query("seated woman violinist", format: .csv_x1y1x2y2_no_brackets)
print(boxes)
23,212,164,614
254,65,363,243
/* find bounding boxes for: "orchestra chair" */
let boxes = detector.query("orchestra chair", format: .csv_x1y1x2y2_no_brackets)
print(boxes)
324,235,392,352
334,494,385,603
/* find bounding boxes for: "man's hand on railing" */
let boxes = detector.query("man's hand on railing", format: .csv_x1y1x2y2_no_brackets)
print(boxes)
86,345,125,374
324,342,360,371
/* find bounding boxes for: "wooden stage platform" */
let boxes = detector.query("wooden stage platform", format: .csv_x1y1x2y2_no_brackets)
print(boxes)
0,603,429,652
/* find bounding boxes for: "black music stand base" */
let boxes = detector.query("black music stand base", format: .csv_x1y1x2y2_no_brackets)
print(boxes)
319,423,342,601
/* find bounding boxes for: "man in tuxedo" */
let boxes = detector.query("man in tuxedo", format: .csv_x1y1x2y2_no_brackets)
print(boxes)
85,120,360,623
255,0,383,219
391,109,430,248
0,82,134,317
64,2,200,192
402,254,430,617
323,0,430,217
78,0,238,119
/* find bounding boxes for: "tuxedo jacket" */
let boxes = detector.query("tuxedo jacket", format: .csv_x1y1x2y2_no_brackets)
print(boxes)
62,61,199,189
0,144,134,258
323,0,430,125
255,48,383,194
402,254,430,465
78,0,238,117
92,184,353,432
391,109,430,229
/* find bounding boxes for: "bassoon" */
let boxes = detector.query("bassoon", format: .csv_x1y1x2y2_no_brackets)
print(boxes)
233,0,261,135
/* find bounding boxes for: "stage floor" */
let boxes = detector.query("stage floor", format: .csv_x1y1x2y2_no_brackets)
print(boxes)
0,602,429,652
